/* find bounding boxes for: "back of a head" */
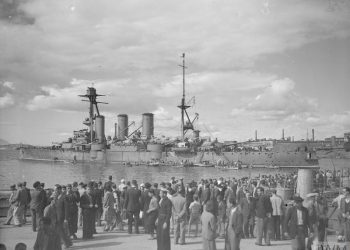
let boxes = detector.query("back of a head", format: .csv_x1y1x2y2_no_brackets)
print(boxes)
15,243,27,250
0,243,7,250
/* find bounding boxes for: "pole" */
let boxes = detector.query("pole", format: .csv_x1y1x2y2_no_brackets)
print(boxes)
181,53,185,140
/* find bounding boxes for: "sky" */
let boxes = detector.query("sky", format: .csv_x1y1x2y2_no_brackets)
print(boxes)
0,0,350,145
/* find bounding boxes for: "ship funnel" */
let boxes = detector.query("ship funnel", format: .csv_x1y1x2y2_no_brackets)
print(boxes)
95,115,105,143
193,130,200,139
312,129,315,141
142,113,154,139
117,114,128,140
282,129,285,140
255,130,258,141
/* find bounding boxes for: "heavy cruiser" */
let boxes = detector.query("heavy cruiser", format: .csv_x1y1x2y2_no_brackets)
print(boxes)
19,55,318,167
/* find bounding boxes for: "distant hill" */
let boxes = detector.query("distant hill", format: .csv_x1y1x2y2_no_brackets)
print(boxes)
0,139,9,146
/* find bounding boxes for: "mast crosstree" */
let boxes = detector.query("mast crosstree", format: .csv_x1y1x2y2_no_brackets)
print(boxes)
79,87,107,143
177,53,197,140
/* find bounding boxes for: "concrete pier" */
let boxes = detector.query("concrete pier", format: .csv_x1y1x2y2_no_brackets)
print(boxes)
296,168,315,199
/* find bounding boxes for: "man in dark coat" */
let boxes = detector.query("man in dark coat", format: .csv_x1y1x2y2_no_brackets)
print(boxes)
104,176,115,191
254,187,273,246
53,184,72,248
93,182,103,227
66,184,80,240
284,196,311,250
124,180,141,234
23,181,31,224
157,188,172,250
80,184,97,239
33,217,62,250
140,183,152,233
30,181,46,232
201,183,211,206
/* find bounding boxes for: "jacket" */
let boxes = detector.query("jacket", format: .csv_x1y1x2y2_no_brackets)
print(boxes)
30,189,47,211
255,194,273,218
228,207,243,236
124,187,141,212
201,210,217,240
284,206,310,238
55,193,69,223
171,193,187,221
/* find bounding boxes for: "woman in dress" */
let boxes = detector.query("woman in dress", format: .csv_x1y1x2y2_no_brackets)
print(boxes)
103,184,116,231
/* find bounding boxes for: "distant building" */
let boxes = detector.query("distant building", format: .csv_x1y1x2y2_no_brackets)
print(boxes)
324,136,344,147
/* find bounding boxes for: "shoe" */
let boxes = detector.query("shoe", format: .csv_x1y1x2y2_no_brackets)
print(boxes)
3,223,10,225
255,243,263,246
72,234,78,240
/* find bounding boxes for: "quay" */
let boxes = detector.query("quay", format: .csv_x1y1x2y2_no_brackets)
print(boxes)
0,217,346,250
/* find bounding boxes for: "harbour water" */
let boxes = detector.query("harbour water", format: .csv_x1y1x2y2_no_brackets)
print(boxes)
0,148,349,189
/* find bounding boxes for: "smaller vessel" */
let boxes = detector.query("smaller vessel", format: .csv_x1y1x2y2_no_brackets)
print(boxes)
193,161,215,168
147,160,161,167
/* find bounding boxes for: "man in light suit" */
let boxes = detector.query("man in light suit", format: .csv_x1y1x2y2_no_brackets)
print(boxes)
225,197,243,250
201,200,217,250
284,196,311,250
172,184,187,245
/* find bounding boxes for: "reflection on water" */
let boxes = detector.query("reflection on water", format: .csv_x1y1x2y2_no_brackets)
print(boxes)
0,149,349,189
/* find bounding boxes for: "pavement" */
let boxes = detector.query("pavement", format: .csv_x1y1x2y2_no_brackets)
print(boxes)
0,218,346,250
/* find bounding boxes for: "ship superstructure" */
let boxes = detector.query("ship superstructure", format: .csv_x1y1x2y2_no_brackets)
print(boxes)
19,55,319,167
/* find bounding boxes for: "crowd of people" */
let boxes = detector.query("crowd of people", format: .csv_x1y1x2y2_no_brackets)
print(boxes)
2,170,348,250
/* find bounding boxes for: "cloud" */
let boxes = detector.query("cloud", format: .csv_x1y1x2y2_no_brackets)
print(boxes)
0,0,35,25
1,0,349,100
0,93,15,108
26,78,158,114
3,81,15,90
330,111,350,128
231,78,318,121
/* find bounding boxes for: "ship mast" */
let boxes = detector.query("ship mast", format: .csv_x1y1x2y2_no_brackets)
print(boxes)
79,87,107,143
177,53,196,140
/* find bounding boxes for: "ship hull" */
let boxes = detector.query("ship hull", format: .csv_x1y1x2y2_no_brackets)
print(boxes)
19,147,318,166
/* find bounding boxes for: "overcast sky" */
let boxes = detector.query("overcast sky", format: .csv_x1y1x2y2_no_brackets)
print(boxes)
0,0,350,145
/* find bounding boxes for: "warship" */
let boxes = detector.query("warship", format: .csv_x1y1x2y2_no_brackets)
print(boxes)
19,54,319,167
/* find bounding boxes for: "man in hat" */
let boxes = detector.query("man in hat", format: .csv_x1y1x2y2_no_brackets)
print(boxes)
124,180,141,234
140,182,152,233
156,187,172,250
172,184,187,245
22,181,31,224
80,183,97,239
53,184,72,247
104,176,115,191
284,196,311,250
201,200,217,250
4,184,17,225
66,183,80,240
255,187,273,246
30,181,46,232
